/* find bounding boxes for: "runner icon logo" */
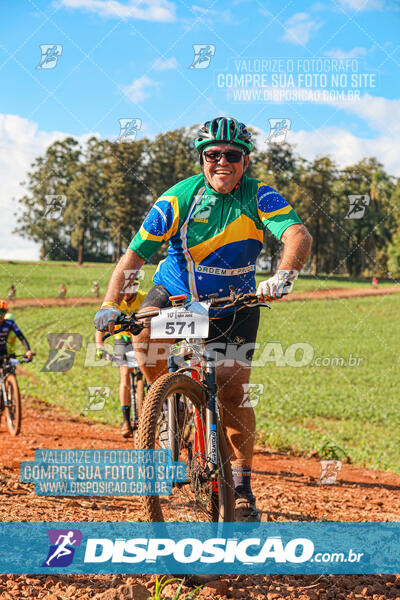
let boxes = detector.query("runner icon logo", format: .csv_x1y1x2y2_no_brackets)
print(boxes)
266,118,291,144
318,460,342,485
42,529,82,567
36,45,63,69
42,333,82,372
189,45,216,69
345,195,370,219
85,386,110,411
117,118,142,142
44,195,67,219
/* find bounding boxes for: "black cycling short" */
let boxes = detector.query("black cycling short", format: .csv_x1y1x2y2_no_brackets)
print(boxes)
139,284,260,366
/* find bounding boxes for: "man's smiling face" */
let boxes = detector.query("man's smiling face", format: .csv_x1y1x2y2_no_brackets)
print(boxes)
202,143,250,194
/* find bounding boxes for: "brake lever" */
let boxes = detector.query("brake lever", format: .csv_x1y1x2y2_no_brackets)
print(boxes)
244,301,271,309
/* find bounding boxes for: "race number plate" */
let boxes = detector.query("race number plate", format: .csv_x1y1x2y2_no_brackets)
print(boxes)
151,302,210,339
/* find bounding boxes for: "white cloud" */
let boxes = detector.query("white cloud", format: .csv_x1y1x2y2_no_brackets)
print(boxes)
324,46,367,59
60,0,176,22
251,90,400,175
0,114,97,260
290,128,400,175
340,93,400,137
336,0,384,10
251,121,400,175
249,85,399,138
191,4,234,24
152,56,178,70
282,12,322,46
123,75,158,103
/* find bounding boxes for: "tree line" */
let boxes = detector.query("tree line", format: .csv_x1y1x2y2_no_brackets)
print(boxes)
15,128,400,276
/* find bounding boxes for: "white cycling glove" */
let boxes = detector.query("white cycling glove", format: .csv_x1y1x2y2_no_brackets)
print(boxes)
256,269,298,299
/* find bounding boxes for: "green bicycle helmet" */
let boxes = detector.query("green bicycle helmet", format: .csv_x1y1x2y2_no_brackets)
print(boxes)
195,117,253,154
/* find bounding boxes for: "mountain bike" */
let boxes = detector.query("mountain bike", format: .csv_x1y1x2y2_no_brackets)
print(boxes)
108,289,269,524
0,354,33,436
99,339,149,433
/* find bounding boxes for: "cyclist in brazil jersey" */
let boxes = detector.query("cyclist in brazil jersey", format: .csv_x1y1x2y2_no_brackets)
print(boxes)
95,117,312,521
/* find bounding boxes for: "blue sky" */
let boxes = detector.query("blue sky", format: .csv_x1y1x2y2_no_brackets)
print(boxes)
1,0,399,259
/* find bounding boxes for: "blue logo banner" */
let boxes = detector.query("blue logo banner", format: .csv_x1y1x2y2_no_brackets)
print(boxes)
0,522,399,575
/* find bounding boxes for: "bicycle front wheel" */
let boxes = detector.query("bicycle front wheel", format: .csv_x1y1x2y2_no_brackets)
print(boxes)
137,372,234,523
5,374,21,436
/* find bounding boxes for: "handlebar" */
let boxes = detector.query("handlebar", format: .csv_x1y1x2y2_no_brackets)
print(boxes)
13,353,36,363
101,288,270,342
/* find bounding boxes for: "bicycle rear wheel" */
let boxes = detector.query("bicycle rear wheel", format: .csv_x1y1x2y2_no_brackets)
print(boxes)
137,372,234,523
5,374,21,436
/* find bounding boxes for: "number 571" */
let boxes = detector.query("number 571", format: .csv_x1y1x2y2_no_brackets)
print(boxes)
165,321,195,335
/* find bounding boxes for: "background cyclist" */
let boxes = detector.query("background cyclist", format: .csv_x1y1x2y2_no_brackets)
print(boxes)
0,301,33,362
95,117,312,521
95,276,147,438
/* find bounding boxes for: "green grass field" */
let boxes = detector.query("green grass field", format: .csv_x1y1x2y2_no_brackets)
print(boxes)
10,293,400,474
0,260,395,300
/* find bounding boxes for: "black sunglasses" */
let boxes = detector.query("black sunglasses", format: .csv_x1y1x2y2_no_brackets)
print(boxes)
203,149,244,163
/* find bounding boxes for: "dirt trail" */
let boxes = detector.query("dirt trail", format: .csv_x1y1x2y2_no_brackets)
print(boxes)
6,285,400,309
0,397,399,599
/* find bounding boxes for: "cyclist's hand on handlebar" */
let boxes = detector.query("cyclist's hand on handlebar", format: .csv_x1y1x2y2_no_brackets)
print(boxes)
94,306,122,334
25,350,34,361
125,316,143,337
256,269,298,300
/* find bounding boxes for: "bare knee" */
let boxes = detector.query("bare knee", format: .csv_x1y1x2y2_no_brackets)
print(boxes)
217,362,251,404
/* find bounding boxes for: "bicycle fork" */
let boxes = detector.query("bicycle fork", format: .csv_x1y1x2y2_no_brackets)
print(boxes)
167,355,181,462
167,349,219,487
203,348,219,480
1,379,7,410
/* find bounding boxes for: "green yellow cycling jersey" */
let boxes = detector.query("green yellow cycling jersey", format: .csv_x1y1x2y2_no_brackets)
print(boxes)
113,291,147,342
129,174,302,315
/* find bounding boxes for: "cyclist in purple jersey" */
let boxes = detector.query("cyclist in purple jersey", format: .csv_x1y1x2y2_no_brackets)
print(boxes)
0,300,33,360
95,117,312,521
